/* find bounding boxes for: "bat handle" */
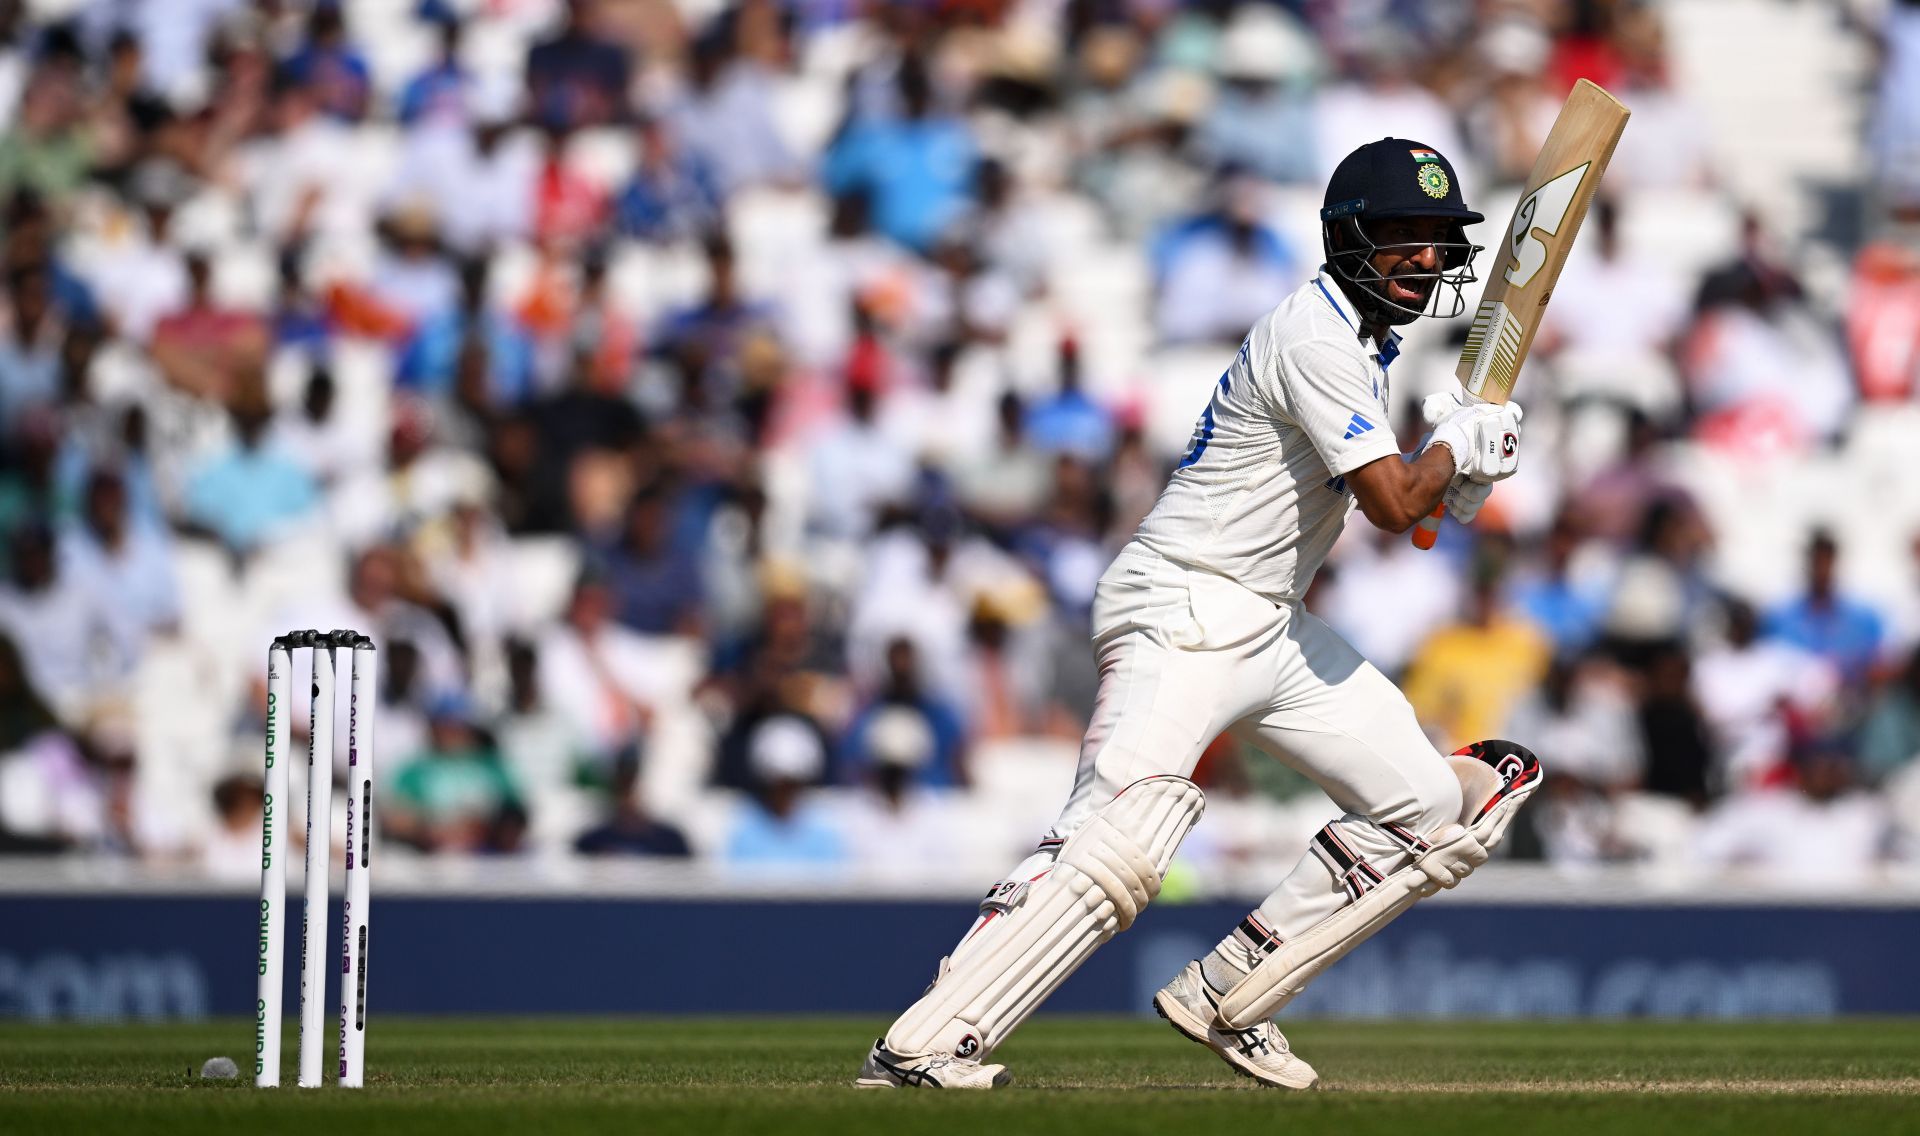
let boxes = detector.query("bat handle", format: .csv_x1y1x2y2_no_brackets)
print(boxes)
1411,506,1443,550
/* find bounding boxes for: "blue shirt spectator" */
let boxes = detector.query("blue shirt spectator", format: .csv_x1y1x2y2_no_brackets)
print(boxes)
398,20,471,127
1766,530,1885,684
183,404,318,553
597,490,705,636
1023,339,1114,461
396,259,536,405
616,119,724,242
282,7,372,122
726,716,847,866
840,639,968,788
1513,519,1609,654
525,0,631,131
822,58,977,252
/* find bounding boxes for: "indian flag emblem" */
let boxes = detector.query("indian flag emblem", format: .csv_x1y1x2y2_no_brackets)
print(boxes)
1409,149,1441,163
1417,164,1450,199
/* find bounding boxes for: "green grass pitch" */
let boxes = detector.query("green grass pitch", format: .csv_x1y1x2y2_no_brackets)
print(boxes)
5,1018,1919,1135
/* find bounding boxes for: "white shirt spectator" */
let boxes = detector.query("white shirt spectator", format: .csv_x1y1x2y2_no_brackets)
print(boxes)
1315,78,1464,184
56,521,178,671
666,63,797,195
1693,788,1891,886
387,124,538,254
535,621,679,758
805,404,915,542
1693,638,1838,787
1504,670,1644,789
81,228,187,344
1319,529,1462,677
0,575,119,718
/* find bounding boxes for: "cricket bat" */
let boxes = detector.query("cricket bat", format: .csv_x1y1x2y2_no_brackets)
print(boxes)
1412,79,1630,550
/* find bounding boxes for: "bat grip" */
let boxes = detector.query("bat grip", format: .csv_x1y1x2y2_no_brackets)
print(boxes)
1411,506,1443,550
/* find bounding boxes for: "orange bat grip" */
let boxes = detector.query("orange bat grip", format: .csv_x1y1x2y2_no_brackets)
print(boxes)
1411,506,1443,550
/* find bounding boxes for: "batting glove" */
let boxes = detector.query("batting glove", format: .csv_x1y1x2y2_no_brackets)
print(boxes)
1442,475,1492,524
1423,392,1523,484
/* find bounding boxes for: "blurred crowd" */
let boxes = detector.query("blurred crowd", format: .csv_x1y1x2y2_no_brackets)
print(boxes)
2,0,1920,888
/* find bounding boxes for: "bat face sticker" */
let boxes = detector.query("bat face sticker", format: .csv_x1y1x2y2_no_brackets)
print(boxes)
1505,162,1591,289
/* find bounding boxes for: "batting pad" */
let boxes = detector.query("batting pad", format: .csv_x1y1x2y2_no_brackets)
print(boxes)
1216,759,1542,1031
885,776,1205,1060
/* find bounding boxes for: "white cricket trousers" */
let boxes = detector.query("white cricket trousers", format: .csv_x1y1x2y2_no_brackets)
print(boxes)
1044,541,1463,939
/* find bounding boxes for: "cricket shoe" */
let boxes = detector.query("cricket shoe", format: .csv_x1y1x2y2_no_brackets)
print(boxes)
853,1039,1010,1090
1153,961,1319,1090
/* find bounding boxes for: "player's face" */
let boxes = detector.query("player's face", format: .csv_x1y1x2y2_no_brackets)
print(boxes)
1364,216,1453,307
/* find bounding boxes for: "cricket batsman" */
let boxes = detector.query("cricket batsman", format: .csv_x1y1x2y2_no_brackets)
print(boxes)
856,139,1543,1090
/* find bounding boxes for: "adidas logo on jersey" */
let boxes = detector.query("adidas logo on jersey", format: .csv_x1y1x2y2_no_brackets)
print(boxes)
1342,413,1374,440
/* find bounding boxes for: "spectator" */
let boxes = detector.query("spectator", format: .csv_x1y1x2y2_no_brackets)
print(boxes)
724,714,846,867
1540,199,1689,412
1694,736,1893,884
0,264,62,431
842,638,967,788
536,573,672,761
56,468,177,667
85,160,190,342
386,694,523,853
281,4,371,123
531,124,609,248
389,87,537,255
1863,643,1920,785
616,116,722,243
525,0,631,132
1869,0,1920,210
1320,526,1463,681
805,367,914,543
497,638,591,802
270,367,364,486
574,755,690,857
1506,653,1644,864
150,251,270,403
839,704,958,874
1510,514,1610,656
956,391,1051,530
1694,597,1839,789
666,22,796,197
1194,6,1320,185
199,774,265,882
1637,644,1715,808
1152,172,1297,345
0,523,121,716
598,486,704,637
1766,530,1885,687
822,54,979,253
397,258,536,406
1023,338,1114,462
367,207,462,330
397,16,471,128
1402,564,1551,750
183,395,319,555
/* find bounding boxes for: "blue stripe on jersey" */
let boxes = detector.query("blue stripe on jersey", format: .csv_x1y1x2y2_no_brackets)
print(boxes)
1314,277,1354,331
1177,370,1233,469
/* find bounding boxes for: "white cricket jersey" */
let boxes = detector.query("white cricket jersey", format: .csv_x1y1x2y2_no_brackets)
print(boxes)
1134,268,1404,603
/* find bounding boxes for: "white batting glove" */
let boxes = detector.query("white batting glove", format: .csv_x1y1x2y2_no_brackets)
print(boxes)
1441,475,1492,524
1423,392,1523,484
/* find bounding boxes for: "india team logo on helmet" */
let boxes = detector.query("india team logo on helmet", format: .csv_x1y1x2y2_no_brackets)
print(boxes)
1417,164,1450,199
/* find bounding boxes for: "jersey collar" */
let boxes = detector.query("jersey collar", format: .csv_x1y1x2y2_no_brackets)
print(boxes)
1313,266,1402,370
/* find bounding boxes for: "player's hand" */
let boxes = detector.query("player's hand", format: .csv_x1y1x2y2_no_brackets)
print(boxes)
1442,475,1492,524
1425,396,1523,484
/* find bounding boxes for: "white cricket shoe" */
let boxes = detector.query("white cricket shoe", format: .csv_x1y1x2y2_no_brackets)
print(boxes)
854,1039,1011,1090
1153,961,1319,1090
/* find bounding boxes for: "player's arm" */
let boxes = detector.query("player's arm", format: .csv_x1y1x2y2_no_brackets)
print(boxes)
1345,447,1455,534
1348,394,1526,533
